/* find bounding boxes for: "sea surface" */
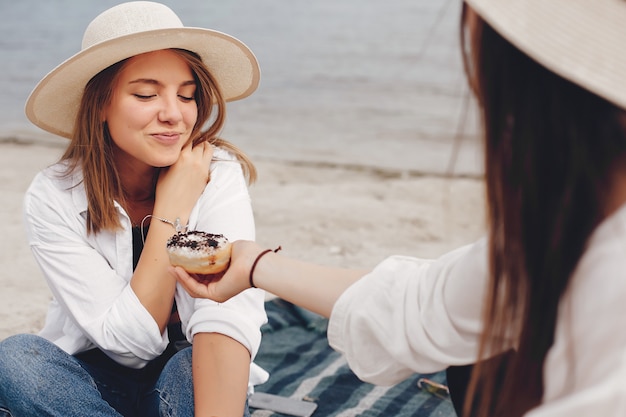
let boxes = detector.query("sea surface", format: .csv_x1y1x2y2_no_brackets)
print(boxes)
0,0,482,175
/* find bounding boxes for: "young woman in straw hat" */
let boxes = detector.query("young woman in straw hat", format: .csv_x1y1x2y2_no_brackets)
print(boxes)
174,0,626,416
0,2,267,416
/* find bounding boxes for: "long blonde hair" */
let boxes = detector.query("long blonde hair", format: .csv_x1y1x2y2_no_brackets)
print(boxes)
60,48,256,234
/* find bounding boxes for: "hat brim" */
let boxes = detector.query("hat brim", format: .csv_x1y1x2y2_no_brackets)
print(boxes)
466,0,626,111
25,27,260,139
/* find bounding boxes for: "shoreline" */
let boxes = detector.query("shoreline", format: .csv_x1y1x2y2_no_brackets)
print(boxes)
0,134,484,180
0,140,486,339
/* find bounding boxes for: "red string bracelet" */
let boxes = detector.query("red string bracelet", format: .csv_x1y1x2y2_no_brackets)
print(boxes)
249,246,282,288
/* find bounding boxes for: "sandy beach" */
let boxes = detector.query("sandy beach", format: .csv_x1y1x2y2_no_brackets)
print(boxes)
0,139,486,340
0,2,483,341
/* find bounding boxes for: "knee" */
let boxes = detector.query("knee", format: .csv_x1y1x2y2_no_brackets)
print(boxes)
0,334,50,375
0,335,102,415
0,334,56,404
160,347,193,385
148,348,194,415
0,334,78,388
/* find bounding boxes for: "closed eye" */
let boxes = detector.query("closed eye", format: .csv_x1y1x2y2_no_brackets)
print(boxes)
178,95,194,102
133,94,156,100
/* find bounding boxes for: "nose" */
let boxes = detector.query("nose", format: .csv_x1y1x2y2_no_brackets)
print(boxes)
158,94,184,124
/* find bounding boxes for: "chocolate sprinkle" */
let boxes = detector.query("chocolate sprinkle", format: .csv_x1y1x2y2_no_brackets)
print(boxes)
166,230,227,252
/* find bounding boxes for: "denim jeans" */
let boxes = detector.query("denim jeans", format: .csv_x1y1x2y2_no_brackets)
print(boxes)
0,334,251,417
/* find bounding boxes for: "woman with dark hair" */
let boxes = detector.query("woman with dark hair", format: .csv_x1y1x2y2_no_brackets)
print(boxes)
0,2,266,416
175,0,626,416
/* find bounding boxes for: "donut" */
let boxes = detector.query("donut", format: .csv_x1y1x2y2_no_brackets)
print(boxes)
166,231,232,274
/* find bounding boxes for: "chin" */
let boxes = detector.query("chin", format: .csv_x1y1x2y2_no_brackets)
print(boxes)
149,155,179,168
157,160,178,168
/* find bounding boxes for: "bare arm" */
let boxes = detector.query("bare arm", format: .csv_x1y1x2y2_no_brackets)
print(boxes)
192,332,250,417
131,142,214,333
173,240,369,318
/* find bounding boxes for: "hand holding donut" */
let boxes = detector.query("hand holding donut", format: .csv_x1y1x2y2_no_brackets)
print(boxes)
170,239,265,301
172,238,363,318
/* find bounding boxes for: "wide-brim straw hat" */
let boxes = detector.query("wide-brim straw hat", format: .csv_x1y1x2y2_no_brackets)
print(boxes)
25,1,260,139
465,0,626,111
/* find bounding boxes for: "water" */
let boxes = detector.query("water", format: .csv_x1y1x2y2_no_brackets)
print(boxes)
0,0,482,175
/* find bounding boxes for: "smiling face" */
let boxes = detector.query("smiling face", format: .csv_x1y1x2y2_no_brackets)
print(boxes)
104,49,199,170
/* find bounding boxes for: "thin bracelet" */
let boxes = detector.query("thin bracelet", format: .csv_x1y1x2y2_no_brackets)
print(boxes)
140,214,188,244
249,246,282,288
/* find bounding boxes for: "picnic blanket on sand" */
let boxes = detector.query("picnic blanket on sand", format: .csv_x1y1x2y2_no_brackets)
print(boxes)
250,298,456,417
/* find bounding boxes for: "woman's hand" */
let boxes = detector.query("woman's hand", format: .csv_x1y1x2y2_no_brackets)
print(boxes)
172,239,367,318
171,240,263,302
155,140,214,220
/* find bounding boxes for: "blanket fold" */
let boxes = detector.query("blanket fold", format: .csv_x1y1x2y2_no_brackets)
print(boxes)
252,299,455,417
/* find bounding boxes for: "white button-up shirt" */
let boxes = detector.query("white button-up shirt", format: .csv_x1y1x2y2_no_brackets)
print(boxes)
23,148,267,378
329,204,626,415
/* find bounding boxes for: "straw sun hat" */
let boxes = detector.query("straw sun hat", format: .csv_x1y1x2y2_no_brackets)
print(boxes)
25,1,260,139
465,0,626,111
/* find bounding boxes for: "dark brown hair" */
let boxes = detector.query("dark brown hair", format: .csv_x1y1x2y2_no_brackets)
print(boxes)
461,5,626,417
61,48,256,234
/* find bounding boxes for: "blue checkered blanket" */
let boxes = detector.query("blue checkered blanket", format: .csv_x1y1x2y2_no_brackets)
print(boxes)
251,298,456,417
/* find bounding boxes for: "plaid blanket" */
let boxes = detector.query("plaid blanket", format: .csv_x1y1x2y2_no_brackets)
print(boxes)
251,298,456,417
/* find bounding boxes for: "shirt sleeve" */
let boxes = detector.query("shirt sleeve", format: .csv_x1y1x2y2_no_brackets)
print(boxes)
327,239,492,386
23,172,167,368
176,149,267,360
328,213,626,415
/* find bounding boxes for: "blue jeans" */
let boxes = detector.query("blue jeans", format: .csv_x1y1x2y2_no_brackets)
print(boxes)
0,334,251,417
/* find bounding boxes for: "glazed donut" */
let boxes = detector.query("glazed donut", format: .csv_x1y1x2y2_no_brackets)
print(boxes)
166,231,232,274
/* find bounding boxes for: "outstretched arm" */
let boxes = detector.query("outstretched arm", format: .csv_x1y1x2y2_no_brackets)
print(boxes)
172,240,369,318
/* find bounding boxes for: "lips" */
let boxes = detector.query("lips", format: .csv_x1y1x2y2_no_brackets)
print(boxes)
151,132,181,143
